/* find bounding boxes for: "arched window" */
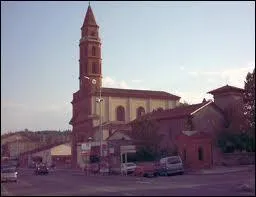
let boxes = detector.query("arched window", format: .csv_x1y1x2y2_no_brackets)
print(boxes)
92,46,96,56
198,147,204,161
92,62,98,74
116,106,125,121
136,106,145,118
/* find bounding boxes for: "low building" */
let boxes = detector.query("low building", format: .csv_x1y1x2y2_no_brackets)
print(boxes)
19,142,71,168
1,134,40,158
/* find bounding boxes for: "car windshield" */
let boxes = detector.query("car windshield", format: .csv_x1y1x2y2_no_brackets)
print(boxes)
126,163,135,167
167,157,181,164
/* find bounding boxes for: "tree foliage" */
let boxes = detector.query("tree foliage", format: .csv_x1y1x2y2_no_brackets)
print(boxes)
129,115,163,161
1,129,71,147
177,101,190,108
243,68,255,137
217,128,255,153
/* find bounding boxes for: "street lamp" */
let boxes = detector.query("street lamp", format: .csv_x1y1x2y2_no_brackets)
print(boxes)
83,76,103,161
16,137,19,158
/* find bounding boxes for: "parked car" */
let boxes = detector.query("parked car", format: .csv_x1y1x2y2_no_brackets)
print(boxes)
121,162,137,175
158,156,184,176
1,166,18,182
133,163,158,177
34,163,49,175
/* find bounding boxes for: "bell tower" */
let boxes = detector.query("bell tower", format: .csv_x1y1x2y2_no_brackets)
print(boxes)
70,4,102,169
79,5,102,91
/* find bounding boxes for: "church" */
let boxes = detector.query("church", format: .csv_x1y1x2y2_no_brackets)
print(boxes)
69,5,181,168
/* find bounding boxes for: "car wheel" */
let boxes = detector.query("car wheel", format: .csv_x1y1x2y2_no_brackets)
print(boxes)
153,172,158,177
143,173,148,177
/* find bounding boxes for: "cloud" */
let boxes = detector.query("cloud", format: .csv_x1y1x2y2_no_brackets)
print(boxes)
188,71,198,76
172,90,213,104
131,79,142,83
187,62,254,88
102,76,131,89
207,78,215,83
179,66,185,71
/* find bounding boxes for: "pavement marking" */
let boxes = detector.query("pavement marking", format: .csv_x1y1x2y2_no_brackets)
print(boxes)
136,181,152,184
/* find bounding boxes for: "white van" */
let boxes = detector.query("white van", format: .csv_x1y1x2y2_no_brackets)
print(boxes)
158,156,184,176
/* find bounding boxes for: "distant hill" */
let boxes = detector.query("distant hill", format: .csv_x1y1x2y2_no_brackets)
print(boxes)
1,129,71,146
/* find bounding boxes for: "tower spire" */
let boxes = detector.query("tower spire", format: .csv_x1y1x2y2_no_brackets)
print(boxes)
82,3,98,27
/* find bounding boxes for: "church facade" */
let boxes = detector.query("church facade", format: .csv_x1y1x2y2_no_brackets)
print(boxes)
69,5,181,168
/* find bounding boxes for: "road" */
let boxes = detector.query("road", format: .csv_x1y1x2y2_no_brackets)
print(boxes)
1,168,255,196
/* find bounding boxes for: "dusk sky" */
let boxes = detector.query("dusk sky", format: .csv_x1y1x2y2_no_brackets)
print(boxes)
1,1,255,133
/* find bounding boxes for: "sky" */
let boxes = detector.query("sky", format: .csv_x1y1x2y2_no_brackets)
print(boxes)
1,1,255,133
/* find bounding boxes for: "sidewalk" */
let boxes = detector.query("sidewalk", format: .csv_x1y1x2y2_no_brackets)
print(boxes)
187,164,255,175
18,167,82,173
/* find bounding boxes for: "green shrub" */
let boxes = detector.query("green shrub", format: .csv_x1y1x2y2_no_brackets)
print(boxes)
217,131,255,153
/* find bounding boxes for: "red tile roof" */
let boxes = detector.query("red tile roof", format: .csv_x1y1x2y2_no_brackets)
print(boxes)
207,85,244,95
94,121,131,130
152,102,209,120
96,87,180,100
131,101,214,122
106,128,133,141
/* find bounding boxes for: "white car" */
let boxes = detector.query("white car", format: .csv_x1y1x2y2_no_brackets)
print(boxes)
121,162,137,175
1,166,18,182
158,156,184,176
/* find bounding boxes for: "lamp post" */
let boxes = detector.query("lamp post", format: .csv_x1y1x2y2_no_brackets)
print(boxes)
84,76,103,161
16,137,19,158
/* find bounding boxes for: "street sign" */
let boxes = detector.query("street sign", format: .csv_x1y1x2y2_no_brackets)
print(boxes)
81,143,91,151
120,145,136,153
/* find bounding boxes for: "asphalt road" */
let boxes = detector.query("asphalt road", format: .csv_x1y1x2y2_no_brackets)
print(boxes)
1,168,255,196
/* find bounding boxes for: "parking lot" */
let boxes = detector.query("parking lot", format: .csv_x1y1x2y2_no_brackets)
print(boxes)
1,167,255,196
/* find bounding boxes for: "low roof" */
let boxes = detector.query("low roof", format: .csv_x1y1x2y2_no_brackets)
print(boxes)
106,128,133,141
94,121,131,130
207,85,244,95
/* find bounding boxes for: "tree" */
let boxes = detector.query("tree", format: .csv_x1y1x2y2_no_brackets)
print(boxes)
129,115,162,161
177,100,189,108
243,68,255,137
217,127,255,153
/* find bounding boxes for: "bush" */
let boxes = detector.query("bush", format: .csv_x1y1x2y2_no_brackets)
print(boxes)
134,147,157,162
217,131,255,153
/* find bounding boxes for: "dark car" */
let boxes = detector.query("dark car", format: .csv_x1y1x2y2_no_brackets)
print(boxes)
34,163,49,175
